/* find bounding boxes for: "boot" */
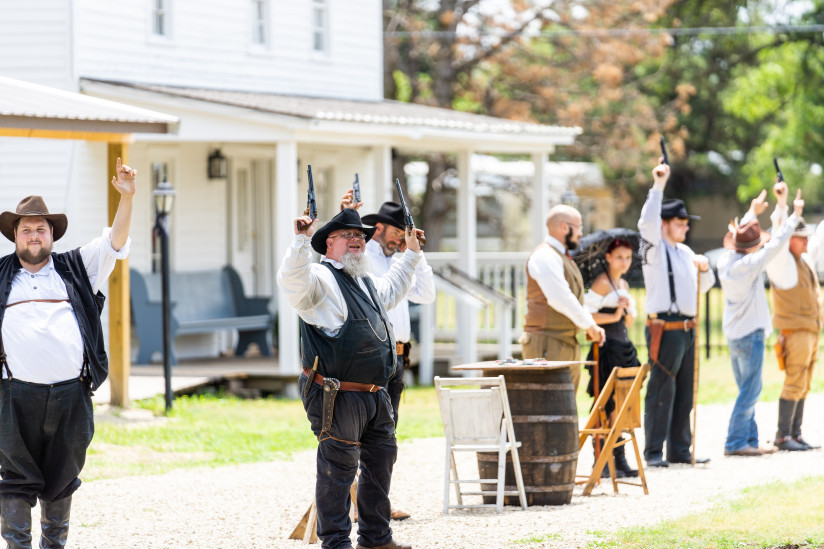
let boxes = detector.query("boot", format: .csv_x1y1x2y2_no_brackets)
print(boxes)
613,438,638,477
1,497,33,549
39,497,71,549
791,399,820,450
775,398,806,451
595,441,627,479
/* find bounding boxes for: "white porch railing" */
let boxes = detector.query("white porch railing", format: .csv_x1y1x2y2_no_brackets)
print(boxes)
425,251,529,339
417,252,529,383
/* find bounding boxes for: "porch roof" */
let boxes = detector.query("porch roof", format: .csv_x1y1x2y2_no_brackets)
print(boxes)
0,76,179,139
79,78,580,148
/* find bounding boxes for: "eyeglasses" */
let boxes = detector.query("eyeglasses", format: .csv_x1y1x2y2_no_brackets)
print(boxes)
330,231,366,241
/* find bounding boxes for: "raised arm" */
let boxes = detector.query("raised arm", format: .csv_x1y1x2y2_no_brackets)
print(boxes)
110,157,136,251
637,160,669,244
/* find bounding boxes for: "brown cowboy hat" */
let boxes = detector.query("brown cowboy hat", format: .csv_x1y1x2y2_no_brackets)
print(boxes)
723,218,770,253
0,196,68,242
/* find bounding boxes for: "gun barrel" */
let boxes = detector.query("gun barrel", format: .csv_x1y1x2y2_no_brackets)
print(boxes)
307,165,317,220
773,156,784,182
660,136,670,166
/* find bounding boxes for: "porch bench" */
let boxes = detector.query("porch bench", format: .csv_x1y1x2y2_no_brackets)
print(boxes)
130,266,274,365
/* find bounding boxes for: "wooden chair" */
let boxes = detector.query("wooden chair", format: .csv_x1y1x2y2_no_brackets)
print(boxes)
434,375,527,513
577,363,650,496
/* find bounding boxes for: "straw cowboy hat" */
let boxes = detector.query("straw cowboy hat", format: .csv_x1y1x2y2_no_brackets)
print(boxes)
0,196,68,242
793,218,814,237
723,218,770,253
311,208,376,255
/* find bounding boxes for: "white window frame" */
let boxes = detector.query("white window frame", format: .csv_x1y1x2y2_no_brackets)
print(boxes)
250,0,270,49
311,0,329,55
149,0,173,42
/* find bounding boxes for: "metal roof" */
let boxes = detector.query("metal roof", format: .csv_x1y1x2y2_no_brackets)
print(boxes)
0,76,179,135
80,79,579,141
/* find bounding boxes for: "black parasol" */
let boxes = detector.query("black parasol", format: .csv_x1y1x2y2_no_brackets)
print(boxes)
570,227,642,288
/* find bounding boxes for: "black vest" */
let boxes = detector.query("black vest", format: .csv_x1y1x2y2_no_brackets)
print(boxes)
300,263,396,386
0,250,108,391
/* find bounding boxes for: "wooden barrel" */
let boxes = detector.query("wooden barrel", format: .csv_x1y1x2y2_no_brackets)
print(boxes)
477,366,578,505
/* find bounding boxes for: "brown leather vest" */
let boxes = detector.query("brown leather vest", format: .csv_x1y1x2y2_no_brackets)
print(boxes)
772,254,823,332
524,242,584,338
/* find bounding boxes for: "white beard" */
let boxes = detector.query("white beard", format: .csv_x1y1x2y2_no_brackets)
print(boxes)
340,252,370,278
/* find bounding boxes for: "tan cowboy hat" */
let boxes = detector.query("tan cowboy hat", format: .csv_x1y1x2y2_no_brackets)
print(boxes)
0,196,68,242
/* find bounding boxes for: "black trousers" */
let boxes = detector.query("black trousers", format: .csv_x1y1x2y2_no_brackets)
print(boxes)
300,375,397,549
644,318,695,463
0,378,93,506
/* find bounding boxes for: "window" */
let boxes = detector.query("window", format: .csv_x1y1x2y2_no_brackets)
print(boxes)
151,162,169,273
251,0,269,46
312,0,328,53
151,0,170,38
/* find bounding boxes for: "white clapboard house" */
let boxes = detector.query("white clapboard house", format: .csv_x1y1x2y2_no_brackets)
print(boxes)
0,0,580,382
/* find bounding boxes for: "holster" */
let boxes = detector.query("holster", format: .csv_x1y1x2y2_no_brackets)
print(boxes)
321,377,340,434
647,318,665,364
774,333,787,371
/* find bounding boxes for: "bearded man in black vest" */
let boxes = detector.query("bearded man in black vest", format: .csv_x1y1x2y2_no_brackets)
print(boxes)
0,159,135,549
277,208,422,549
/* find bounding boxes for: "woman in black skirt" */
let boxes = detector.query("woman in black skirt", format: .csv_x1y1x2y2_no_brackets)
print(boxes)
584,238,641,477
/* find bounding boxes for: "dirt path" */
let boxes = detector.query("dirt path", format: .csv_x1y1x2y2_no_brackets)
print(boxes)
59,393,824,548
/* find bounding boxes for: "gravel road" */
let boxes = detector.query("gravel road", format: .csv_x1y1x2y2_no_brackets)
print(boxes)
50,393,824,548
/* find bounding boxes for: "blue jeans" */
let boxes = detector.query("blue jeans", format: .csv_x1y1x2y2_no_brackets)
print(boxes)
725,330,764,453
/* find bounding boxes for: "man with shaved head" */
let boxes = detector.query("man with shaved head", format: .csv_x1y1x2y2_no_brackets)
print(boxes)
520,204,605,391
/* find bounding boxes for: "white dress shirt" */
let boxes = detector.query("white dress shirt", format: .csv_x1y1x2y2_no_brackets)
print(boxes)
2,228,130,383
766,204,824,290
638,188,715,317
718,210,798,340
527,235,595,330
276,234,421,336
364,238,435,343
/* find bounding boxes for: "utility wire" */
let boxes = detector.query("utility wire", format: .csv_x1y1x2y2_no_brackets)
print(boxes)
385,24,824,38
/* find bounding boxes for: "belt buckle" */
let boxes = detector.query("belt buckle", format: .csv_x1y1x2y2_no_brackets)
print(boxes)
369,385,378,393
683,319,690,331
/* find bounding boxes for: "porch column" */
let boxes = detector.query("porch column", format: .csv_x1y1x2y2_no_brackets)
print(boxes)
531,151,549,247
371,144,393,205
275,140,300,374
107,142,130,408
456,149,477,365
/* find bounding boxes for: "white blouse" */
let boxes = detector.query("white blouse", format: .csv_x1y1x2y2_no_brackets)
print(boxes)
584,288,637,318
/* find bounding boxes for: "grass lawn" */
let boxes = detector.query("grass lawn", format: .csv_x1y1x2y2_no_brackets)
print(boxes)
577,476,824,549
87,385,444,481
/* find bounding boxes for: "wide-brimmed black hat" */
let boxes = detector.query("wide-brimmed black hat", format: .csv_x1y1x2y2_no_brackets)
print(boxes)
311,208,376,255
661,198,700,220
0,196,68,242
361,201,405,231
